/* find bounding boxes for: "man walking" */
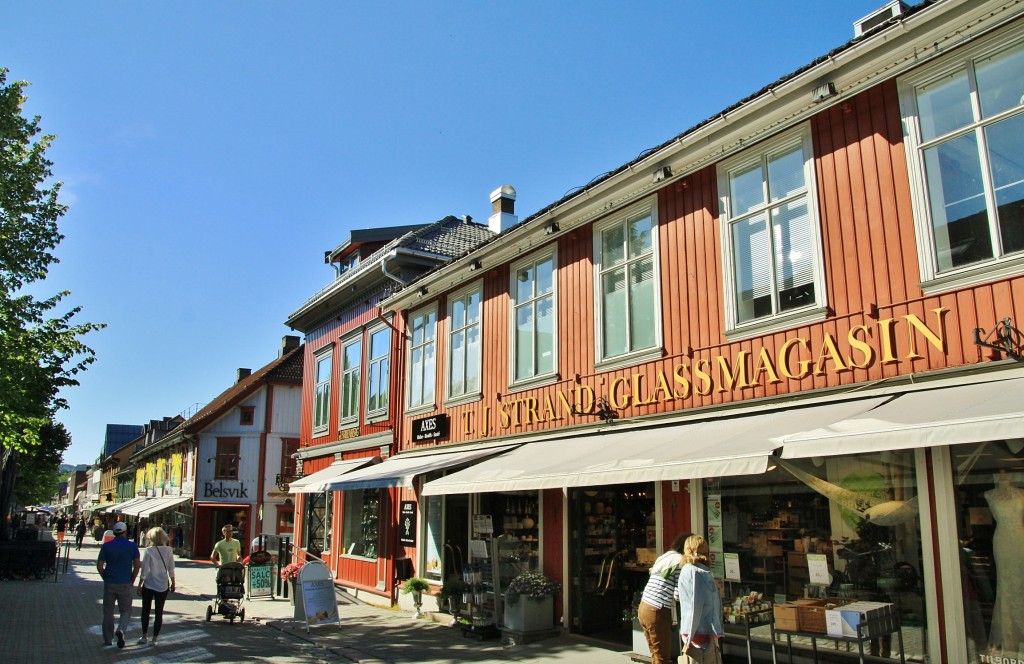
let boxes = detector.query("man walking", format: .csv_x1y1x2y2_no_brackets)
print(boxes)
96,521,141,648
210,523,241,566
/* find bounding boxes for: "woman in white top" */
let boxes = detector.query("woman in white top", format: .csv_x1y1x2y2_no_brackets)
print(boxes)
136,527,175,647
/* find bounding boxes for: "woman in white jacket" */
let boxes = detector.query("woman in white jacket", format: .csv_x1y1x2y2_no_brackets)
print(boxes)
136,527,175,647
677,534,724,663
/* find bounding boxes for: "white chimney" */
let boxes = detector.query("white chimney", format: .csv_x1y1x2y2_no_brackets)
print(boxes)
488,184,517,234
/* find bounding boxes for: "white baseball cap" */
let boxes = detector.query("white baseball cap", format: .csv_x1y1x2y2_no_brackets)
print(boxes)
113,522,127,533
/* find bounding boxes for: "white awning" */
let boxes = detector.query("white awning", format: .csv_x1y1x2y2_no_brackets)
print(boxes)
135,495,191,519
422,397,887,495
325,445,518,491
101,496,147,514
289,457,381,494
120,498,157,517
782,375,1024,458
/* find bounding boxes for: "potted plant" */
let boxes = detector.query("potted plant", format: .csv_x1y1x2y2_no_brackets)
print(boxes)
503,571,560,633
401,577,431,618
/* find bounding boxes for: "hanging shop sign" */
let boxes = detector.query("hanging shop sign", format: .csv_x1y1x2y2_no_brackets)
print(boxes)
399,501,417,546
412,414,449,442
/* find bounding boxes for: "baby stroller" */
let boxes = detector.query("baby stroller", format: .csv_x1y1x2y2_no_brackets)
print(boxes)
206,562,246,623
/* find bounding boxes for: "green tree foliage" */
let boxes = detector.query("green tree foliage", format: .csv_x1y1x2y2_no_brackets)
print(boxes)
14,422,70,506
0,68,103,530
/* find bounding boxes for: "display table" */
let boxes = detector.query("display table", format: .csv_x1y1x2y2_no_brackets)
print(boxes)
772,612,905,664
724,607,777,664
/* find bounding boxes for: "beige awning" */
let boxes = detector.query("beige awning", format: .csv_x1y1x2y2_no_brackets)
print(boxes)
100,496,147,514
421,397,887,495
134,495,191,519
288,457,380,494
325,445,518,491
782,374,1024,458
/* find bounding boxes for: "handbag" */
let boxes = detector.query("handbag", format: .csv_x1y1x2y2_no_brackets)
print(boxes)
156,546,173,592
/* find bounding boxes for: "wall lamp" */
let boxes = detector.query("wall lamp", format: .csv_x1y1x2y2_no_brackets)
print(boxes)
652,165,672,183
468,260,482,271
545,222,560,235
811,82,837,103
418,286,428,296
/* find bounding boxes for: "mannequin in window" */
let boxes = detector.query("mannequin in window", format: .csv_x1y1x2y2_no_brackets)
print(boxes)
984,470,1024,655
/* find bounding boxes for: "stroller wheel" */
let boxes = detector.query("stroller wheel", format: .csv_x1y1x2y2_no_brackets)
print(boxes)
206,605,213,622
239,608,245,622
229,615,235,624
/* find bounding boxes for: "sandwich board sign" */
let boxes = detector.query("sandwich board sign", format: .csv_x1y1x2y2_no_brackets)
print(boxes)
298,560,340,632
246,551,274,599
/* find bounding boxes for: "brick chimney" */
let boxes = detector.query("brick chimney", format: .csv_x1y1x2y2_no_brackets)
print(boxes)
281,335,300,357
237,368,252,383
488,184,517,234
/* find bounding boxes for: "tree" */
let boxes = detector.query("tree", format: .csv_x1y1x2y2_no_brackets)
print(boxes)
0,68,103,537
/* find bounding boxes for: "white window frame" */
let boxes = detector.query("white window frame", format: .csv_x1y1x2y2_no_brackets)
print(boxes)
899,24,1024,294
717,124,827,338
592,196,663,370
445,280,483,406
508,249,559,390
365,322,391,423
312,345,333,435
338,333,362,428
406,304,438,414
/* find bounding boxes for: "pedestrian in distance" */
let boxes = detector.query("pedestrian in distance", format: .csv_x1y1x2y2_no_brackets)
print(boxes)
75,517,87,550
55,514,67,545
638,532,690,664
96,521,141,649
677,534,724,664
210,524,241,567
136,527,175,647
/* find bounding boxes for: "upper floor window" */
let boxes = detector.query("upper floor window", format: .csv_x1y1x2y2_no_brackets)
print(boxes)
366,325,391,419
215,437,240,480
718,125,825,333
407,306,437,410
312,348,332,434
281,437,299,478
447,283,482,403
340,336,362,425
594,199,661,365
900,29,1024,289
239,406,255,426
511,252,557,384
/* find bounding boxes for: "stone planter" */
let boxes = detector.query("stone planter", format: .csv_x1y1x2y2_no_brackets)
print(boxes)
291,580,305,620
503,595,554,632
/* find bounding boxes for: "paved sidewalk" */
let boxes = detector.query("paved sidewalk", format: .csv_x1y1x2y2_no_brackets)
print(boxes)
1,539,643,663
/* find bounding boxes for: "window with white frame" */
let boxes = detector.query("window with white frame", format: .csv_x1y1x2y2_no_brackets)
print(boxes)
718,125,825,331
312,348,332,433
366,325,390,419
511,252,557,384
900,29,1024,288
447,283,482,402
594,200,661,364
339,336,362,425
407,306,437,410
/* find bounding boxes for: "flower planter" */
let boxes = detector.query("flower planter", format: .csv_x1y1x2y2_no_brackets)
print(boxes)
291,580,305,620
503,596,553,633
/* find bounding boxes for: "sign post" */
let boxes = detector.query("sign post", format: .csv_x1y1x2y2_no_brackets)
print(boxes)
297,560,340,632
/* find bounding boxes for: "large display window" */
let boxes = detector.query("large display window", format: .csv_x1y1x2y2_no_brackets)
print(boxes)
710,450,927,661
950,440,1024,662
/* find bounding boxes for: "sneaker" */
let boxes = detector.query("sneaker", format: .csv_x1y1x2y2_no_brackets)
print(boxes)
116,631,125,649
136,636,147,645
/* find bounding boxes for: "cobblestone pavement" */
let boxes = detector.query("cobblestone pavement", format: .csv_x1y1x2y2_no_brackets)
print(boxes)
1,540,645,663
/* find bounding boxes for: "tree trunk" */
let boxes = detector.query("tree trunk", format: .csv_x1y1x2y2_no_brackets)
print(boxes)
0,447,19,541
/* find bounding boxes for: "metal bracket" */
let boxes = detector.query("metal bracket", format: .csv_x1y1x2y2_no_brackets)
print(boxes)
570,396,619,423
973,317,1023,361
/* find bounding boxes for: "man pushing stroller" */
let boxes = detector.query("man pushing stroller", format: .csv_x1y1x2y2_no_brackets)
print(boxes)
211,524,241,567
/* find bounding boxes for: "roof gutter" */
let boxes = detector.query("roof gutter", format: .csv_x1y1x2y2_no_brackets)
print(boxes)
380,247,452,287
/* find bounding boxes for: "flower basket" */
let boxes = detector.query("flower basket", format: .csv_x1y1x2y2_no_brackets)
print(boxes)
280,561,304,581
504,571,560,606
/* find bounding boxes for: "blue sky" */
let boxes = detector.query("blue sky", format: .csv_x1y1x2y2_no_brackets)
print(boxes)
3,1,891,466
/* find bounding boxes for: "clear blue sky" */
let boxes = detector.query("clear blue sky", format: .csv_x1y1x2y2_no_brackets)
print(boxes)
3,1,891,466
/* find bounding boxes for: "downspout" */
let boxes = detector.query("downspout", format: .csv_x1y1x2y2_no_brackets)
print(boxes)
257,384,273,544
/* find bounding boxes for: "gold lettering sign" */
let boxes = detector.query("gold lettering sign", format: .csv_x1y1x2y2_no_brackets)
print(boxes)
460,308,948,436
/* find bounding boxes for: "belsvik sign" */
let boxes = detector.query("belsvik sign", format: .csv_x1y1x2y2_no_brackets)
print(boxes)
202,481,250,500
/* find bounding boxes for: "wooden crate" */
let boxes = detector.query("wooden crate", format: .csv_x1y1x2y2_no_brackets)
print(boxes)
773,604,801,631
795,598,848,633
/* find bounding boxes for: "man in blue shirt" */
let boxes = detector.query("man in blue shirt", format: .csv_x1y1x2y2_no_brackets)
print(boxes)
97,521,141,648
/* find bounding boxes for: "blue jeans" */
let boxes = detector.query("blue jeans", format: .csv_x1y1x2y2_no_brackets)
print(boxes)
102,583,134,643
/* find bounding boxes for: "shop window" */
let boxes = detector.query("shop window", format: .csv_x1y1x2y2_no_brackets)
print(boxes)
407,306,437,411
708,451,927,661
341,488,380,559
277,507,294,535
214,438,239,480
339,335,361,425
717,125,826,335
949,440,1024,661
899,27,1024,291
304,491,330,557
510,251,557,385
593,199,662,367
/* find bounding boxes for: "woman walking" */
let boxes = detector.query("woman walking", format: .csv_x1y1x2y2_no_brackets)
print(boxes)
136,527,175,647
637,532,689,664
75,517,87,550
677,534,724,664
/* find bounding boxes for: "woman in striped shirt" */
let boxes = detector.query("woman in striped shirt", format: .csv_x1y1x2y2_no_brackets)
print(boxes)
638,532,689,664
